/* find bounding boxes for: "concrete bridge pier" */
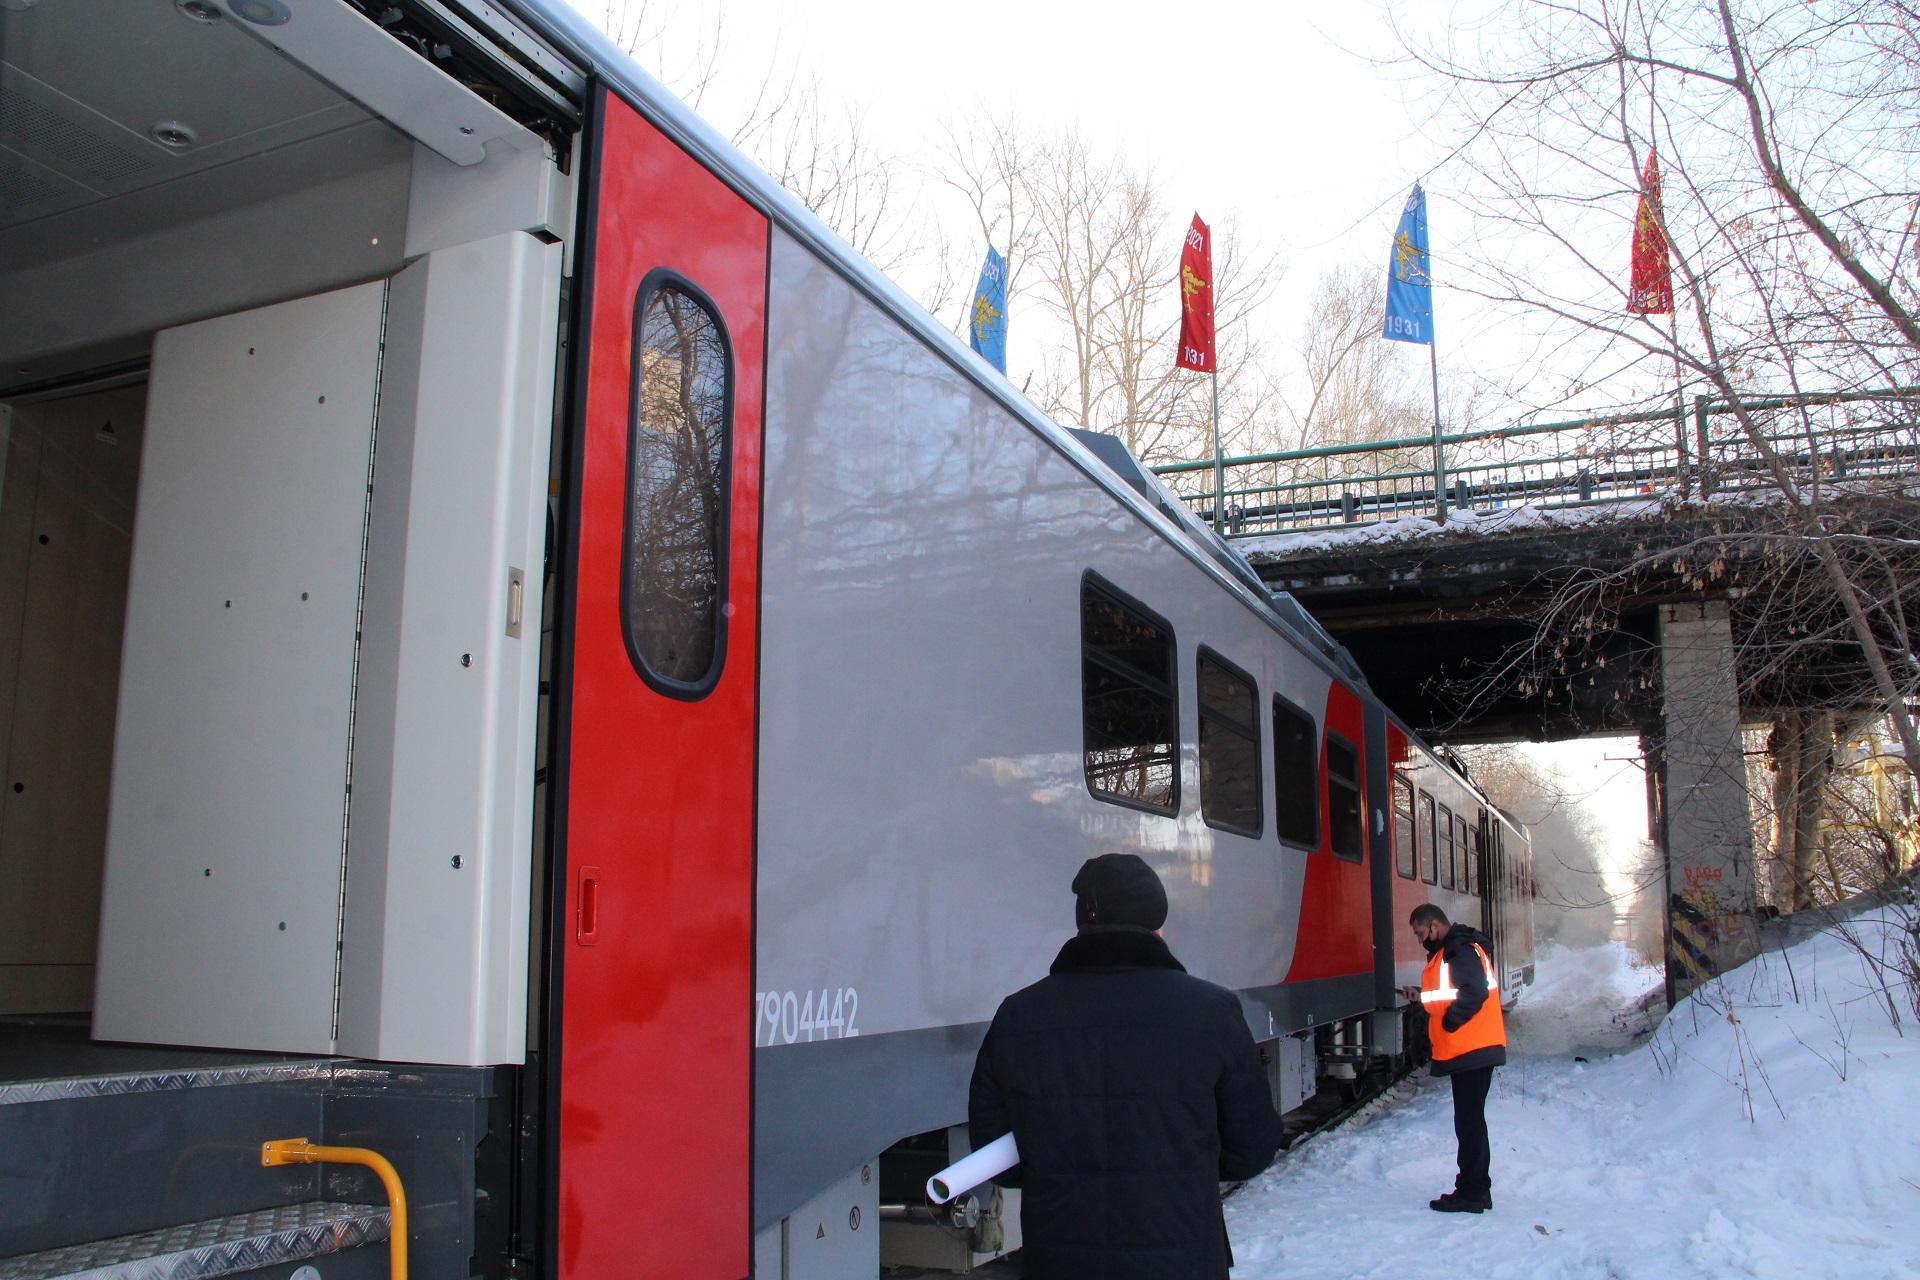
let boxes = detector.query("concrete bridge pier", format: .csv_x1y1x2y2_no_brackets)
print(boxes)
1651,600,1759,1001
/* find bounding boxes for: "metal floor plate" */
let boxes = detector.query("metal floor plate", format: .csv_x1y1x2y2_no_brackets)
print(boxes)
0,1201,389,1280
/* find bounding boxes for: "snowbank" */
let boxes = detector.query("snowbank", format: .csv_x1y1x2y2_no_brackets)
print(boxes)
1226,911,1920,1279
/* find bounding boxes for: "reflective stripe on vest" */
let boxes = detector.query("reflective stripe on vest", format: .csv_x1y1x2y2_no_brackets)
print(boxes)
1419,955,1500,1004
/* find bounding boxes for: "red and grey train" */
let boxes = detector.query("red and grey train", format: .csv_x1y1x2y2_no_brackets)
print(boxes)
0,2,1533,1278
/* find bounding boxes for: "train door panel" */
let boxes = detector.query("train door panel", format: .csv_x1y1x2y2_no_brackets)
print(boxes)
1284,680,1372,982
1364,704,1394,1008
555,87,768,1279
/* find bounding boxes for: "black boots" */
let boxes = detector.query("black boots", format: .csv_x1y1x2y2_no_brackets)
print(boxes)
1429,1191,1493,1213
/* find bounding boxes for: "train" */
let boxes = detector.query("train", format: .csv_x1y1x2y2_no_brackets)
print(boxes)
0,2,1535,1278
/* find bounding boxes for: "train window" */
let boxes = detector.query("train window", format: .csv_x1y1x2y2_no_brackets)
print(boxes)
1466,822,1480,895
1081,576,1178,812
1272,697,1318,847
624,273,733,696
1418,792,1437,884
1393,775,1416,879
1325,732,1363,862
1438,803,1456,889
1197,650,1262,836
1459,816,1474,894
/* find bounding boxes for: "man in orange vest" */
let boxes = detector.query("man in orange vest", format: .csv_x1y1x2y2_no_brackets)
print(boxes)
1404,904,1506,1213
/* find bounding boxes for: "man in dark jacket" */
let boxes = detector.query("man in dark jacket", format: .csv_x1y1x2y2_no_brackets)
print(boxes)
1404,903,1507,1214
968,853,1286,1279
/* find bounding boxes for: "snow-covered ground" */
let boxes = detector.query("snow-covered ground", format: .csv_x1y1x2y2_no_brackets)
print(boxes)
1226,913,1920,1279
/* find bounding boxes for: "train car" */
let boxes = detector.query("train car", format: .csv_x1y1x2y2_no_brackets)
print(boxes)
0,3,1533,1279
1387,745,1536,1009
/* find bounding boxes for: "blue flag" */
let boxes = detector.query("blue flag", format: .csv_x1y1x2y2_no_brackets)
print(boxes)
1382,185,1433,345
968,245,1008,372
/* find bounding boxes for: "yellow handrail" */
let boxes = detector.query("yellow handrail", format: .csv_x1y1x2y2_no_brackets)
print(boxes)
262,1138,409,1280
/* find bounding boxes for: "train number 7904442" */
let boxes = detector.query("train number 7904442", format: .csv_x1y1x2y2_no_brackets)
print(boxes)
755,987,861,1046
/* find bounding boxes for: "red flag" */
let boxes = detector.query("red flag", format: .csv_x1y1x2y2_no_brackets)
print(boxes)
1177,214,1215,372
1628,151,1673,315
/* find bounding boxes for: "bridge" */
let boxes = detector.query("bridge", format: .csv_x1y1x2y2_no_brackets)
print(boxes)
1146,387,1920,996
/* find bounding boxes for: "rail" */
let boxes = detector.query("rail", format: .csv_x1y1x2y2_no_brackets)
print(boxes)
1148,387,1920,537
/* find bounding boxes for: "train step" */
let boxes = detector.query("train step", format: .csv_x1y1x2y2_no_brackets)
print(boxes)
0,1016,503,1275
0,1201,389,1280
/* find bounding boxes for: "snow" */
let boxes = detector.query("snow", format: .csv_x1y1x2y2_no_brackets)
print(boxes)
1238,497,1672,558
1225,911,1920,1279
1236,474,1920,560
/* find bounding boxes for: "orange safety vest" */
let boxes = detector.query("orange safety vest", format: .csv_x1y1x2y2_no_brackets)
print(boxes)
1420,941,1506,1063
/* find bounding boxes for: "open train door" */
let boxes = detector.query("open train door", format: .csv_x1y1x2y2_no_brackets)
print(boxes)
549,86,769,1279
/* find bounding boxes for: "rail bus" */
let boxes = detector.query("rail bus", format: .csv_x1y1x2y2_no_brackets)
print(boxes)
0,2,1534,1277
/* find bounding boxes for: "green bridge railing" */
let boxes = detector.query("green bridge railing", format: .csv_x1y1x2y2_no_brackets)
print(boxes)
1147,387,1920,537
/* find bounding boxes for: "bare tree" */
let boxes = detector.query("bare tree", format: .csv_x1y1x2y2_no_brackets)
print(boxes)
931,123,1283,465
593,3,913,272
742,86,912,272
597,2,729,110
932,115,1048,324
1278,265,1430,452
1455,743,1629,947
1761,714,1919,908
1394,0,1920,822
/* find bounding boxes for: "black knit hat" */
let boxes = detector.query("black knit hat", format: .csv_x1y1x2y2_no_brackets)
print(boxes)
1072,853,1168,931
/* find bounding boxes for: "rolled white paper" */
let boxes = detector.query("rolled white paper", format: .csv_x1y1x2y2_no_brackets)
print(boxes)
926,1132,1019,1203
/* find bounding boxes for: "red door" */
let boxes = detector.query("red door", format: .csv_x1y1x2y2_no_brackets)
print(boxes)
1284,681,1373,981
555,88,767,1278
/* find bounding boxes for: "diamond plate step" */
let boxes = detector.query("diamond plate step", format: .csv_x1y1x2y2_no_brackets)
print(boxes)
0,1201,389,1280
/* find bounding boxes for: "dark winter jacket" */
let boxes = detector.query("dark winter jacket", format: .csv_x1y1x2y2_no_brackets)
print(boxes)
1426,923,1508,1076
967,926,1286,1280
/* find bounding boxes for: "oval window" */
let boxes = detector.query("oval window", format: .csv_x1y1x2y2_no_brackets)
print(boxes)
623,273,732,695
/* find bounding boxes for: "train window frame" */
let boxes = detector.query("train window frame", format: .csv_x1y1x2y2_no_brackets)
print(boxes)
1458,815,1473,894
1418,791,1438,884
1325,730,1363,863
1466,821,1480,895
1271,695,1319,849
1438,802,1456,889
1196,648,1263,838
1393,774,1416,879
1080,573,1180,815
621,268,735,700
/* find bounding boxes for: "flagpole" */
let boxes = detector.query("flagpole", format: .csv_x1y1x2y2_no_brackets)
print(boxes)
1428,341,1447,521
1671,308,1687,495
1211,369,1224,534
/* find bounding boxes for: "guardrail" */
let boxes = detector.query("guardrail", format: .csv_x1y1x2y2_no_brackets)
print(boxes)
1148,387,1920,537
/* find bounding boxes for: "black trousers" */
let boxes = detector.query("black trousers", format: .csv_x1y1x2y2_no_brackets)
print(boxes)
1449,1065,1495,1196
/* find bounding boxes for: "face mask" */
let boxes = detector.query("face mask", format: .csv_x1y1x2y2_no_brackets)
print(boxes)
1422,936,1443,956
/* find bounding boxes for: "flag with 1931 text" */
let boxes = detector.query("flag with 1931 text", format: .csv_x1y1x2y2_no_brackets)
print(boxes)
1176,214,1215,372
1382,184,1433,345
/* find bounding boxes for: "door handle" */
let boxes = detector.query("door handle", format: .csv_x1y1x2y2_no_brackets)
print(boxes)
576,865,601,946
